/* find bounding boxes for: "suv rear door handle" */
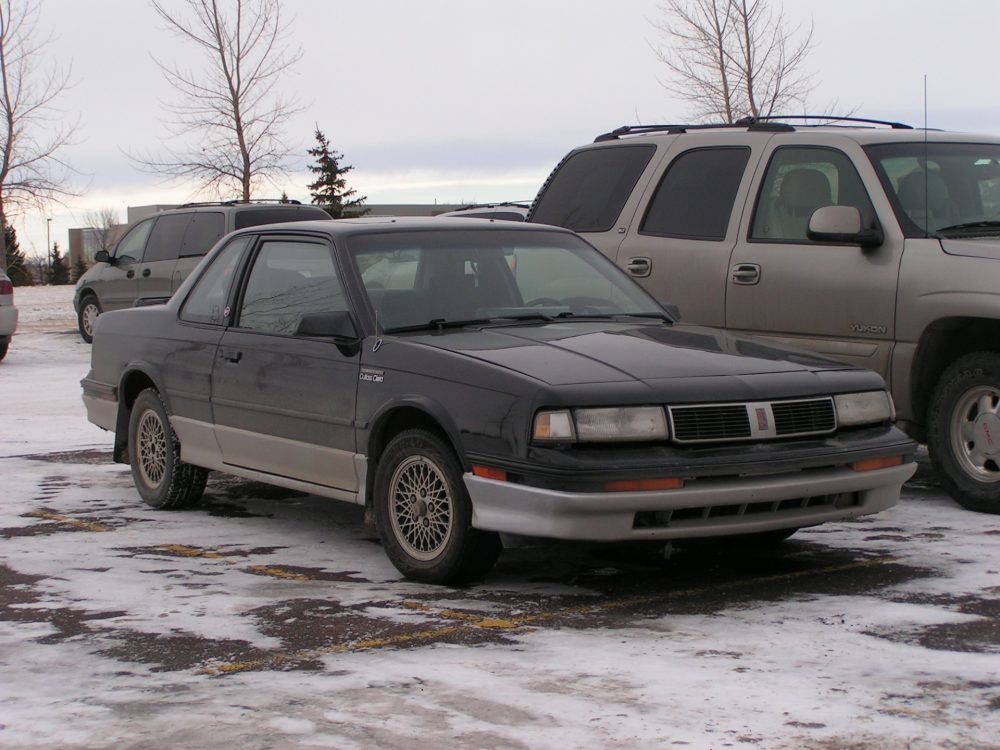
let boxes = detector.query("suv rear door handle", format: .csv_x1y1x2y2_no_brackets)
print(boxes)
219,348,242,364
731,263,761,285
141,268,151,277
626,257,652,278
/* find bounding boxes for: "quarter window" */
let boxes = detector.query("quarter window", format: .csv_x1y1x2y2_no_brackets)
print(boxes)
179,236,251,325
750,147,874,242
238,240,346,335
641,147,750,240
180,212,225,257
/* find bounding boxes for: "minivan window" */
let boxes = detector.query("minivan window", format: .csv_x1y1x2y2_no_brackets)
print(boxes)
181,212,225,257
529,145,656,232
144,213,193,263
233,206,330,230
113,218,155,264
641,147,751,240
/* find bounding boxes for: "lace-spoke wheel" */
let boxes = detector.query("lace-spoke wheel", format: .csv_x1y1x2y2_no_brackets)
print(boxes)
128,388,207,509
374,429,501,584
928,351,1000,513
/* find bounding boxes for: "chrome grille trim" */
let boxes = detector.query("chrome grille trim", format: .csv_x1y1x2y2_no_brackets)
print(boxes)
668,397,837,444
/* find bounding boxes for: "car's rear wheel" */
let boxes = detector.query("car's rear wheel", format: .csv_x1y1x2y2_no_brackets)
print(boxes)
78,295,101,343
373,429,501,584
0,340,8,361
927,351,1000,513
128,388,207,509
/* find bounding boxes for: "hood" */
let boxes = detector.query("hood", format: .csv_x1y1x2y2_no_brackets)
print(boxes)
941,237,1000,261
403,321,852,386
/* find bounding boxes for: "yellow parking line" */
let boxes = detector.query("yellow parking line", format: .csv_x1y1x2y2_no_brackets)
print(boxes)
25,511,111,533
246,565,312,581
155,544,235,563
200,554,897,676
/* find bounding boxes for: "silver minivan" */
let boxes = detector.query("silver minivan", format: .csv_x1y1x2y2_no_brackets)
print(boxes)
74,201,331,342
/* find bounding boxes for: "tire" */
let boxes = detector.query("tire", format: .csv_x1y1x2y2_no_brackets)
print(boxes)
78,295,101,344
373,429,501,584
927,351,1000,513
0,340,7,361
128,388,207,509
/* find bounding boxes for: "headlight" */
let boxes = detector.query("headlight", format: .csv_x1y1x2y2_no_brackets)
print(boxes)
534,406,668,442
834,391,895,426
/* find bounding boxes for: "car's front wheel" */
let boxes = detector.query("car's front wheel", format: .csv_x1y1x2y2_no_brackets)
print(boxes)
128,388,207,509
373,429,501,584
78,294,101,343
927,351,1000,513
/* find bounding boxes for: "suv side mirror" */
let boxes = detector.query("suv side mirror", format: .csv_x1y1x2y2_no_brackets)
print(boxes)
807,206,884,249
94,250,112,264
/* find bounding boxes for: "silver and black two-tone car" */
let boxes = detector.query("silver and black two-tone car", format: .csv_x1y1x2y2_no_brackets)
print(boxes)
82,218,917,583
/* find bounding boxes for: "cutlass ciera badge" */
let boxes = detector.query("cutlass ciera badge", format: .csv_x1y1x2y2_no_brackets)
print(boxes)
359,367,384,384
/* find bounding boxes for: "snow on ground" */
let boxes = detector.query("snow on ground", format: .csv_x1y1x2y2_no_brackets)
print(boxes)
1,286,999,749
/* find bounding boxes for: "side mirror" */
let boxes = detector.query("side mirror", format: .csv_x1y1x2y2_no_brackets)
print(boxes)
807,206,884,249
296,310,359,341
94,250,112,264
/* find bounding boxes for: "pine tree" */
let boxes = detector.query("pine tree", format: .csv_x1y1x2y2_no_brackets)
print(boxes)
72,257,88,282
306,128,367,219
3,225,33,286
48,242,70,285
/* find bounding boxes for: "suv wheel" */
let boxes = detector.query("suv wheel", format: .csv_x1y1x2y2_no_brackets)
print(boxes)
373,429,501,584
78,295,101,343
927,352,1000,513
128,388,208,509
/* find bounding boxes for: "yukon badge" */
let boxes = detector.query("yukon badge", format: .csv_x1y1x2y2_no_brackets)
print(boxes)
850,323,888,335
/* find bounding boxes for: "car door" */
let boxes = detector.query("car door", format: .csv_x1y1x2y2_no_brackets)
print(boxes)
210,235,362,492
138,213,192,300
725,140,904,376
617,134,771,325
99,218,155,311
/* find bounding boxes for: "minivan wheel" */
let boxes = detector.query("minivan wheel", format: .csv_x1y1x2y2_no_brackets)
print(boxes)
128,388,207,509
927,351,1000,514
373,429,501,584
78,295,101,343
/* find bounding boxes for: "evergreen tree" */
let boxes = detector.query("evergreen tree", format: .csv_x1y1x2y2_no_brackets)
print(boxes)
3,225,33,286
48,242,70,285
72,257,89,282
306,128,367,219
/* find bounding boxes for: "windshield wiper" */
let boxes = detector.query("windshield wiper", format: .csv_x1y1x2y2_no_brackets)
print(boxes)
933,220,1000,235
383,318,495,334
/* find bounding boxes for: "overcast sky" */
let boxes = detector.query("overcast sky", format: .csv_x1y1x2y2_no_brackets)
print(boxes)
13,0,1000,256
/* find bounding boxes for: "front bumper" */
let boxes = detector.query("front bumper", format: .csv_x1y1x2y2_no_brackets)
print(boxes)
465,461,915,541
0,304,17,336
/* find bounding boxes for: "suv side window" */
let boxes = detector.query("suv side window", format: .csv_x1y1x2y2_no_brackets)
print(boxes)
179,236,252,325
233,206,331,230
143,213,194,263
641,147,751,240
238,240,346,335
181,212,225,257
529,145,656,232
113,218,155,264
750,147,874,242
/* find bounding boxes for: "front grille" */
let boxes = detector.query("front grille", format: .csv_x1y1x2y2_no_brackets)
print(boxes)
668,397,837,444
669,404,751,442
633,492,861,530
772,398,836,435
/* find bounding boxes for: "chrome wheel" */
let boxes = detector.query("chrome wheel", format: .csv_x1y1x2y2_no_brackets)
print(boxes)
136,408,167,489
81,302,99,339
950,385,1000,483
388,455,454,561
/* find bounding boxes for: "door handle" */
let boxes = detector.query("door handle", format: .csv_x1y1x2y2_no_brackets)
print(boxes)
126,269,135,279
731,263,761,285
219,348,242,364
141,268,151,277
626,257,652,278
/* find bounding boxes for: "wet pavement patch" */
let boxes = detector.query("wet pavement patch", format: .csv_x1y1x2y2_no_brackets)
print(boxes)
22,449,115,465
871,593,1000,654
98,630,272,673
205,475,308,502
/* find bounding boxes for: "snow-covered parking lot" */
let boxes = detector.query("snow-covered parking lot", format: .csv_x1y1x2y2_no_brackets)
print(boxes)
2,286,999,749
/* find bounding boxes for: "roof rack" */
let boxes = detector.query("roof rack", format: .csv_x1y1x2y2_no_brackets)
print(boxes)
177,198,303,208
594,115,913,142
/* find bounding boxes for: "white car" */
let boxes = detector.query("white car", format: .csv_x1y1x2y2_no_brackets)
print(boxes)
0,269,17,361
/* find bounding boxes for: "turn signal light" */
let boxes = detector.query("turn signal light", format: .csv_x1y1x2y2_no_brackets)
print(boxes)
851,455,904,472
472,465,508,482
605,477,684,492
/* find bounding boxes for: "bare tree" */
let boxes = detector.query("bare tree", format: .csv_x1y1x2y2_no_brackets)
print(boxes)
84,207,122,255
0,0,76,270
138,0,302,200
651,0,814,123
